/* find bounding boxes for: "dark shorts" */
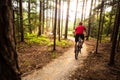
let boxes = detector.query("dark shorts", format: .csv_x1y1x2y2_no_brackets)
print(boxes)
75,34,84,42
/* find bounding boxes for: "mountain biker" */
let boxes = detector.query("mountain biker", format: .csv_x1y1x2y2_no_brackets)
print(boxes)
74,22,87,52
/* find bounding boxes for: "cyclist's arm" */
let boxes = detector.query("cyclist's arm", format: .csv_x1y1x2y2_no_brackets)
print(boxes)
73,27,77,35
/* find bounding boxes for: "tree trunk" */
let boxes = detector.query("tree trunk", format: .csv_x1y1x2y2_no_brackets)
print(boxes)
83,0,88,20
49,1,52,29
46,0,49,33
117,34,120,52
28,0,32,34
73,0,79,30
100,12,105,43
38,0,42,36
109,1,120,65
86,0,94,40
42,0,45,34
0,0,21,79
52,0,55,33
16,1,20,40
110,0,117,42
19,0,24,42
13,10,17,46
58,0,61,41
81,0,85,22
64,0,70,39
61,0,64,38
53,0,58,51
95,0,104,54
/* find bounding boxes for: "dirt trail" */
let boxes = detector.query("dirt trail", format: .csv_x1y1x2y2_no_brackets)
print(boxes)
22,38,89,80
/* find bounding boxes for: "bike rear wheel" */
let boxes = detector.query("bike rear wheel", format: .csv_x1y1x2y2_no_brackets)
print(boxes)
75,46,79,60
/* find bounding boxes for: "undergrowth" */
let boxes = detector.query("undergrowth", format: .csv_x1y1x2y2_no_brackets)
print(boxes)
24,33,73,48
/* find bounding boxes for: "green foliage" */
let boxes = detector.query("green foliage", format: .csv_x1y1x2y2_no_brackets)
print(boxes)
48,42,54,47
90,20,99,38
101,35,110,43
83,9,116,39
47,39,73,48
25,33,50,45
84,15,99,38
56,39,73,48
24,33,73,48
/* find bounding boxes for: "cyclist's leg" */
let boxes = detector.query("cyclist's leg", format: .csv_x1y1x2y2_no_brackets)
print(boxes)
80,34,84,48
75,34,79,52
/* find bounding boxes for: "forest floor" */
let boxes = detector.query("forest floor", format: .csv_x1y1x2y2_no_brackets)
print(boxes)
17,38,120,80
69,40,120,80
17,38,74,77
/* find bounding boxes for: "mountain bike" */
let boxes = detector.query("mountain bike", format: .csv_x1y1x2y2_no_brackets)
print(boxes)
75,37,83,60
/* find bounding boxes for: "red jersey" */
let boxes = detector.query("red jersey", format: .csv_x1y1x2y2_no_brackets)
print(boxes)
75,25,86,34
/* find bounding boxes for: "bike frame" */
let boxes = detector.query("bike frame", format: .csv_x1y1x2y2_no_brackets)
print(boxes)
75,37,83,60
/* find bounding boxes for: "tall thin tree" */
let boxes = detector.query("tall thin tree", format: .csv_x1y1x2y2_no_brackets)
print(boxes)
46,0,49,32
117,34,120,51
19,0,24,42
38,0,42,36
61,0,64,37
109,0,120,65
28,0,32,34
42,0,45,34
95,0,104,54
53,0,58,50
52,0,55,33
73,0,79,30
81,0,85,22
110,0,117,42
64,0,70,39
100,11,105,43
83,0,88,20
58,0,61,41
86,0,94,40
